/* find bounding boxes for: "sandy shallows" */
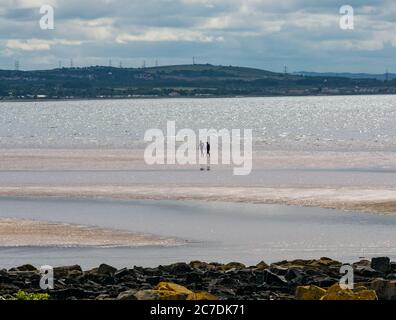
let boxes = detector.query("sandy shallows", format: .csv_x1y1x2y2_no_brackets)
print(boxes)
1,186,396,214
0,218,181,248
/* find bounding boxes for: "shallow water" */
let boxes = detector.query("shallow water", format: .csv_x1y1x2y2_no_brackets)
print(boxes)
1,95,396,151
0,197,395,269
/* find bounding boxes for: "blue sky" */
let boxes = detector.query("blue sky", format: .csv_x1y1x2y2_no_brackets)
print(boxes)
1,0,395,73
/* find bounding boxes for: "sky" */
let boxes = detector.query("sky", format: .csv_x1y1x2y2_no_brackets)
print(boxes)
0,0,396,73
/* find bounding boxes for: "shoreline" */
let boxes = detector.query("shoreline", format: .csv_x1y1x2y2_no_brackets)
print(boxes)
1,93,396,103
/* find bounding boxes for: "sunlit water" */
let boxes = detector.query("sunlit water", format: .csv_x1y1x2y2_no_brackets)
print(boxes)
1,95,395,151
1,198,396,269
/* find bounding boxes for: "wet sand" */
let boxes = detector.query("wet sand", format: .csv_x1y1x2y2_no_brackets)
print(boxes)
0,185,395,214
1,148,396,214
0,217,179,248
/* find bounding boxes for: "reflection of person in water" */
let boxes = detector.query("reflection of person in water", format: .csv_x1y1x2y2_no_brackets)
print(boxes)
199,140,205,157
206,141,211,158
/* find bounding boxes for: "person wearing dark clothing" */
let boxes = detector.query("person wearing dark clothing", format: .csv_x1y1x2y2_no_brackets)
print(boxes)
206,141,211,158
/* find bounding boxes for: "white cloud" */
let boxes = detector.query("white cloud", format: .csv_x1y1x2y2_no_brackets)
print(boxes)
5,38,81,51
116,29,223,43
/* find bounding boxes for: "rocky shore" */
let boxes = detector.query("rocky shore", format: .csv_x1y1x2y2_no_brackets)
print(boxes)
1,257,396,300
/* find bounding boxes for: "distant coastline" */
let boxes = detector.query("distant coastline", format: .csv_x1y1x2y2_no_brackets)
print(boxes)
1,92,396,103
1,64,395,101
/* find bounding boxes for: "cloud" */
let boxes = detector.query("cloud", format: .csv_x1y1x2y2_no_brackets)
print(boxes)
5,38,81,51
0,0,395,72
116,29,224,43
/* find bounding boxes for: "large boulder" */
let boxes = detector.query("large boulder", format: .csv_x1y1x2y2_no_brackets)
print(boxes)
221,262,246,271
369,279,396,300
134,282,218,301
263,270,288,286
255,261,269,270
271,257,341,270
371,257,391,274
54,265,82,278
296,284,377,300
9,265,37,272
135,282,193,300
295,285,326,300
320,284,377,300
97,264,117,276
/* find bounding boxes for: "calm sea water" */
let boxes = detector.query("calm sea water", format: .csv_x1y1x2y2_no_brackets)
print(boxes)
1,198,396,269
1,95,395,151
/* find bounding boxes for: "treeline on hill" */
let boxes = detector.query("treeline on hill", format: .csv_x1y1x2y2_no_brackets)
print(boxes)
0,64,395,99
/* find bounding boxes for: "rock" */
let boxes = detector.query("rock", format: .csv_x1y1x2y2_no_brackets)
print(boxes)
295,285,326,300
9,265,37,272
214,276,240,287
272,257,341,270
190,261,209,270
190,261,223,270
309,276,338,288
321,284,377,300
255,261,269,270
168,263,193,274
314,257,342,267
285,268,303,282
221,262,246,271
263,270,288,286
269,266,288,276
369,279,396,300
117,289,138,300
97,264,117,276
54,265,82,278
371,257,391,274
187,292,218,300
156,282,192,295
114,268,130,279
95,294,112,300
135,290,161,300
146,276,163,285
355,266,381,277
185,271,204,284
51,288,91,300
352,259,371,268
209,287,236,299
135,282,193,300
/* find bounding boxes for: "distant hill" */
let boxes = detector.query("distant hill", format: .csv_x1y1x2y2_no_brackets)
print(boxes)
1,64,395,100
295,71,396,81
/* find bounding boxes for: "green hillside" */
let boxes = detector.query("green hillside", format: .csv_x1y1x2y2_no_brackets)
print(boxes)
0,64,395,99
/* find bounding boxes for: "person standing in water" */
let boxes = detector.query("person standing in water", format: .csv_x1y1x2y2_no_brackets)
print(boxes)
206,141,211,170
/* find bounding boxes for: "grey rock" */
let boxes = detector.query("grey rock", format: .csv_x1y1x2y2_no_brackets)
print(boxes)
9,264,37,272
371,257,391,274
263,270,288,286
117,289,138,300
54,265,83,278
97,264,117,276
